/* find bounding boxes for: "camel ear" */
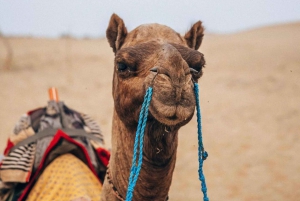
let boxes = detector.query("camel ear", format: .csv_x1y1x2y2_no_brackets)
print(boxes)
184,21,204,50
106,14,128,53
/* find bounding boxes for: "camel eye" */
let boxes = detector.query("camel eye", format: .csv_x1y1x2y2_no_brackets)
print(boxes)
117,63,128,72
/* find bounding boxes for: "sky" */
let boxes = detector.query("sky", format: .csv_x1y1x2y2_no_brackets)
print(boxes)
0,0,300,38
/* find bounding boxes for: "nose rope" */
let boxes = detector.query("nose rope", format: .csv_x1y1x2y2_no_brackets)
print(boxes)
126,87,153,201
194,83,209,201
125,83,209,201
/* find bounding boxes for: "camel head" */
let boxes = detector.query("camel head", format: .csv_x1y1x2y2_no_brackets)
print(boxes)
106,14,205,129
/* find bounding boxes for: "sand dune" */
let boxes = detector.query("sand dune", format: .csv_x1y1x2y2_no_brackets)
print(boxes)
0,22,299,200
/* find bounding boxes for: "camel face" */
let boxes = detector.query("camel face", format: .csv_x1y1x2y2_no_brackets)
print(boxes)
107,14,205,127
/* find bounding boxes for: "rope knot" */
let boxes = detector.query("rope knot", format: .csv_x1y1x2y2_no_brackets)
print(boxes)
202,151,208,160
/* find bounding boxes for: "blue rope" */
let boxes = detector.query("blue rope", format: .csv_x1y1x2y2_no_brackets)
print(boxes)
194,83,209,201
126,87,153,201
125,83,209,201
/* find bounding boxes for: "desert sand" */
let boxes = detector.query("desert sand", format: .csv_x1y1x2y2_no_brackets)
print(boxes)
0,22,299,200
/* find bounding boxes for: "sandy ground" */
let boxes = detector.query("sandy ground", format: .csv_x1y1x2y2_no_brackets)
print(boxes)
0,22,300,200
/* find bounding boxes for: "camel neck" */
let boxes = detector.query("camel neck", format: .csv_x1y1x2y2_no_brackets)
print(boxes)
102,111,178,201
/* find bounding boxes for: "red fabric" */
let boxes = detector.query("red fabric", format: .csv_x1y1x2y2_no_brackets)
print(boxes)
3,139,14,156
25,171,31,182
27,107,43,115
95,147,110,167
18,129,103,201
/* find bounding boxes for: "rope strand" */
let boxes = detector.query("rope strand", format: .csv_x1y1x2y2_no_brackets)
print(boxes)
126,87,153,201
127,88,150,188
194,83,209,201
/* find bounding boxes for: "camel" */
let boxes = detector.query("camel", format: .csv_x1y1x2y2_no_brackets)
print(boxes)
101,14,206,201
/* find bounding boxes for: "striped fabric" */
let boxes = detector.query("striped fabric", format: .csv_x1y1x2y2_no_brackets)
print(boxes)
2,144,35,171
82,113,104,144
1,113,36,183
0,144,35,182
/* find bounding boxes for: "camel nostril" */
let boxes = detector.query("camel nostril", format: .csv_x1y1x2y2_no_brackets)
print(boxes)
150,67,158,72
190,68,198,74
150,67,171,78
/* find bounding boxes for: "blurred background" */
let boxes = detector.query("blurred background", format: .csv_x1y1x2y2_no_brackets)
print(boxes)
1,0,300,37
0,0,300,200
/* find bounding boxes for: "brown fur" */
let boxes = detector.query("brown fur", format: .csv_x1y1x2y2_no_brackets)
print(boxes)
184,21,204,50
101,14,205,201
106,13,128,53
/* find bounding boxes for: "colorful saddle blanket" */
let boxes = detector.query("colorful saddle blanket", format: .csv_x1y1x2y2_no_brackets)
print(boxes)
0,101,110,201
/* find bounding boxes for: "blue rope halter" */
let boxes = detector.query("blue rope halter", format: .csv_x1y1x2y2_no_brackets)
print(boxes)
194,83,209,201
125,83,209,201
125,87,153,201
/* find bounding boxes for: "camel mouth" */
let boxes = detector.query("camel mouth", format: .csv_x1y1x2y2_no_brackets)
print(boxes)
166,114,178,121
